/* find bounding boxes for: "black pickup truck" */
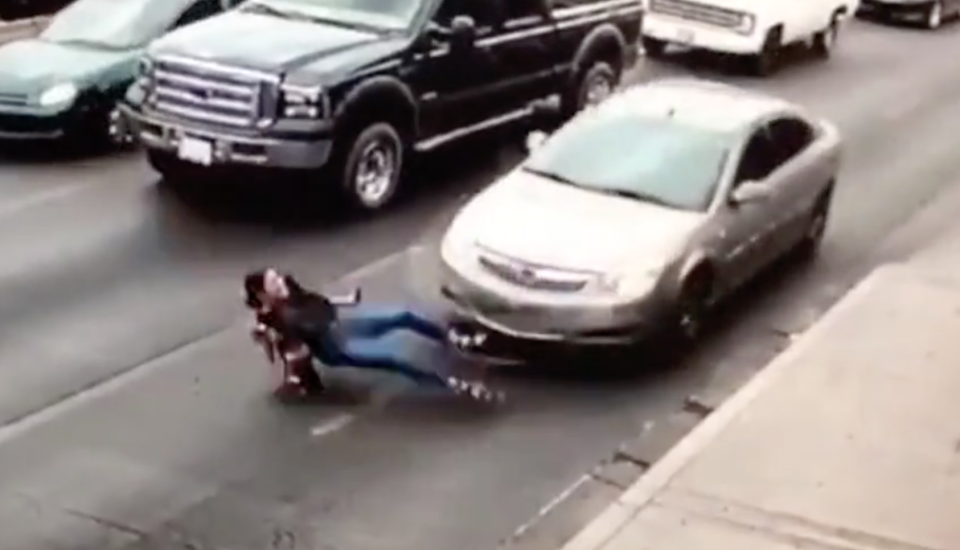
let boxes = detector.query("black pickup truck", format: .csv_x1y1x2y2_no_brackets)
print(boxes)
122,0,643,212
0,0,73,20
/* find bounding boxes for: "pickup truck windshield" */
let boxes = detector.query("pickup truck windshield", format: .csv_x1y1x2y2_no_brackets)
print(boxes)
41,0,197,49
522,111,731,212
246,0,424,30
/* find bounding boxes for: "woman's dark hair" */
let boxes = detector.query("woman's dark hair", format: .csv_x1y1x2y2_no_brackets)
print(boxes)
243,270,267,308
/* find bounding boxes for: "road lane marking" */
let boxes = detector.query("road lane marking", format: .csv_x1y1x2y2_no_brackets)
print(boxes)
507,473,593,542
0,247,413,448
310,413,355,438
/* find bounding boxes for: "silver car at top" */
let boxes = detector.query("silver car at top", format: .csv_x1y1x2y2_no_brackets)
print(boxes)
438,78,842,347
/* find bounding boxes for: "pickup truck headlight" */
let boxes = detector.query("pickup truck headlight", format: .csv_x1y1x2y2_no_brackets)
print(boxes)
280,84,326,118
735,13,756,34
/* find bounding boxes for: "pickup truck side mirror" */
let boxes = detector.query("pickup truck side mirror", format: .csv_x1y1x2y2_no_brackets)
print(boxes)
449,15,477,48
525,130,548,153
730,180,771,205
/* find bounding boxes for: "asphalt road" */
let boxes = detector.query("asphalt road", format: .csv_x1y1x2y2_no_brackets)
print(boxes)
1,18,960,550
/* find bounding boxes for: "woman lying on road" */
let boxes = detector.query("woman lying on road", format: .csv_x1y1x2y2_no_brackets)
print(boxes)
244,268,500,402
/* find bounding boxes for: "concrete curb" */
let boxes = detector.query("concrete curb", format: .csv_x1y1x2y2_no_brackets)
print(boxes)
0,16,49,44
559,263,911,550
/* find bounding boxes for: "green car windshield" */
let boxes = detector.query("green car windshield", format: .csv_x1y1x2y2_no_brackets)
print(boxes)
41,0,200,49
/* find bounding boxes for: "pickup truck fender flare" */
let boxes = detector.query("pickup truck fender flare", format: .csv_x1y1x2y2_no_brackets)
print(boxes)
334,75,419,140
570,24,627,80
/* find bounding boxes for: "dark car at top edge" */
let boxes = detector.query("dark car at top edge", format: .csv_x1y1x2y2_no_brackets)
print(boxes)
121,0,643,213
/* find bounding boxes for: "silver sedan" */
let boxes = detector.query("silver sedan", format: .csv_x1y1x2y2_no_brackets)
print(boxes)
438,78,842,348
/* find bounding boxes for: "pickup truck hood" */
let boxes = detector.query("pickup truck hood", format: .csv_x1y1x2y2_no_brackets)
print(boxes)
150,10,392,75
0,39,133,95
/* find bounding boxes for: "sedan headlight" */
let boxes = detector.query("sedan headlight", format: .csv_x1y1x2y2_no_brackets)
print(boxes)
280,84,326,118
735,13,756,35
590,268,661,298
38,82,78,107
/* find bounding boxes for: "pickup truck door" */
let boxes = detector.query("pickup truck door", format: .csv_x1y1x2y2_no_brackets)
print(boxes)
414,0,510,141
486,0,561,114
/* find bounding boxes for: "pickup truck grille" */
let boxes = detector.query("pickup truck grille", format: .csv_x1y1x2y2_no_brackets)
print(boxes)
150,57,269,127
649,0,744,29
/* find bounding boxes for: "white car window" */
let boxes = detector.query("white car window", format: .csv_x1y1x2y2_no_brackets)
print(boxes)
522,112,731,212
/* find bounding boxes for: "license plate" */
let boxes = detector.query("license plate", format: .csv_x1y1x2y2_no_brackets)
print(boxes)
675,28,694,44
177,135,213,165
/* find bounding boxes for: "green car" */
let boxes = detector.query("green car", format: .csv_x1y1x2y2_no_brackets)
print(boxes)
0,0,236,146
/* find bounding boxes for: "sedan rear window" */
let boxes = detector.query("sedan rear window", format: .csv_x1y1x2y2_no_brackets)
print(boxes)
522,111,731,212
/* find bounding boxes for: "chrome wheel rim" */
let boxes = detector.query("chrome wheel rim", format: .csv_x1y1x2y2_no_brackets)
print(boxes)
354,139,397,207
928,2,942,27
584,74,613,107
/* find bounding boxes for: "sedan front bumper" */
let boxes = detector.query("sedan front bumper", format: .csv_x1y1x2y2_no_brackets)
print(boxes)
439,265,674,346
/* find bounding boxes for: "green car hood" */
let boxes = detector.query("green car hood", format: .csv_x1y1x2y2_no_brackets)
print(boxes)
0,39,137,97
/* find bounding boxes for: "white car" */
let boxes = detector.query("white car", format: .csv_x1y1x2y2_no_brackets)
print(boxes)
439,79,841,351
641,0,853,75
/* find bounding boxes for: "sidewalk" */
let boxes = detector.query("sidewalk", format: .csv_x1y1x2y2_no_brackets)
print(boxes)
558,258,960,550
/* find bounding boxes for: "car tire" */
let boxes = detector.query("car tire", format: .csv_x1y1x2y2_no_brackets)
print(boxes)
812,12,841,58
925,0,944,28
642,36,667,58
748,27,782,77
795,188,833,259
671,269,714,345
147,150,196,187
337,122,404,213
560,59,619,119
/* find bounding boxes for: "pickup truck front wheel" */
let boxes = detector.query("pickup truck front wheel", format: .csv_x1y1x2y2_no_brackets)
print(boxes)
339,122,404,212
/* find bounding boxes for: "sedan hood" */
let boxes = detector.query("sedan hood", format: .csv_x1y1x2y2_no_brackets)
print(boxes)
454,170,706,273
151,11,385,74
0,39,132,94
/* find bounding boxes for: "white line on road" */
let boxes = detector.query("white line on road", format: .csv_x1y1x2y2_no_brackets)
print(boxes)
0,246,412,448
310,413,355,438
506,473,593,543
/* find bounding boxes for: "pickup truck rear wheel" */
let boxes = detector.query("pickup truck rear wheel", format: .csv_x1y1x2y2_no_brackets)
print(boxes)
339,122,404,212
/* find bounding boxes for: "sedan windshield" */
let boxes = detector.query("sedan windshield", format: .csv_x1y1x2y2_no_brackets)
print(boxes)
523,110,730,212
244,0,424,30
41,0,198,49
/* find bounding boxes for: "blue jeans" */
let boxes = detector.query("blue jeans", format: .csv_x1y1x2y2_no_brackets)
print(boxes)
323,307,448,387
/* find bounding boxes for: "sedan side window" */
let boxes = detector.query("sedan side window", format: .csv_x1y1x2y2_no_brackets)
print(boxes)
733,126,778,185
766,117,815,166
174,0,223,28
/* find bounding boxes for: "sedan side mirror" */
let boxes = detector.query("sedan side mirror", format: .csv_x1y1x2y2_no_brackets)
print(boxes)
525,130,548,153
730,180,771,205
